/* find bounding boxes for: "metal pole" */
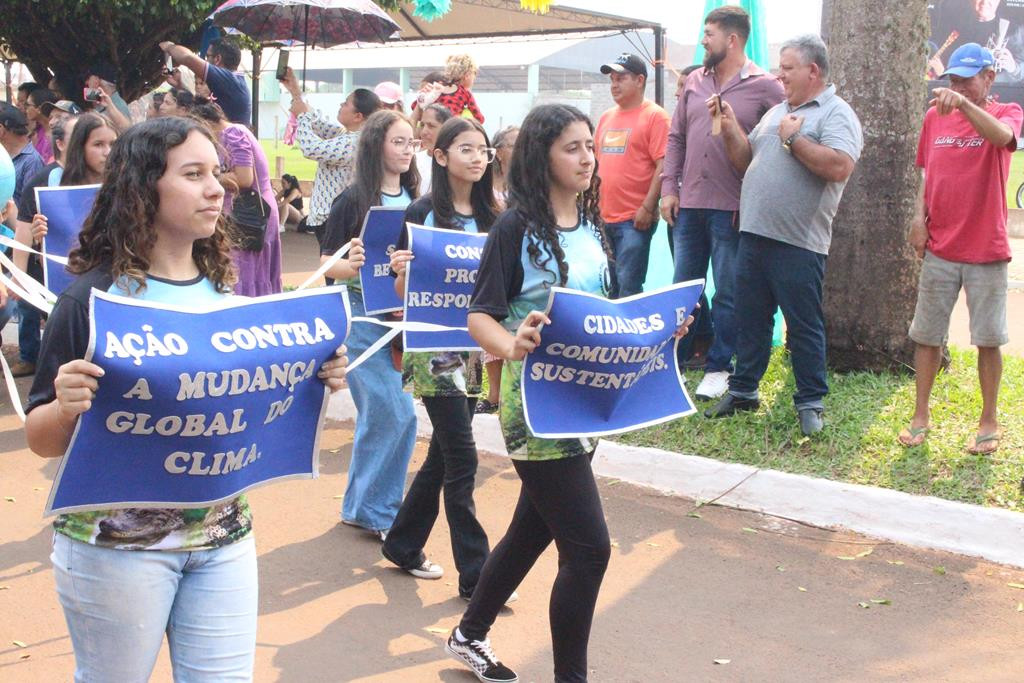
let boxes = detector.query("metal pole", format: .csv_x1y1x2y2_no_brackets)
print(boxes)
251,46,261,137
302,4,309,92
654,25,665,107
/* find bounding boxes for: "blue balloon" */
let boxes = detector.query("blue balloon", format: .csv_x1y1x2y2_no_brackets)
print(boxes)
0,144,15,207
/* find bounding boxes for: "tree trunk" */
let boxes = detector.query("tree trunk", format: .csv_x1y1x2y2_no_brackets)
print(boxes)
823,0,929,372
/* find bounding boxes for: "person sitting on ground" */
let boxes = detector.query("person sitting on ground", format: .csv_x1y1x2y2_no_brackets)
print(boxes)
901,43,1020,455
374,81,405,112
414,103,453,194
280,66,380,248
276,173,305,230
160,37,252,125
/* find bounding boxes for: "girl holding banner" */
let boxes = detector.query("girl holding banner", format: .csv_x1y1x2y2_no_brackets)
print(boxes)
446,104,692,683
23,117,349,681
320,110,421,539
382,117,501,598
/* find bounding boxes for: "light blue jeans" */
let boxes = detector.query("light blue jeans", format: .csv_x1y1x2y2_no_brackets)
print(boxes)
342,295,418,531
51,532,257,683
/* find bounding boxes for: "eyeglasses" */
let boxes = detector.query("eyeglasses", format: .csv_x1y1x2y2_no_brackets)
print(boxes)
389,137,422,152
450,144,497,163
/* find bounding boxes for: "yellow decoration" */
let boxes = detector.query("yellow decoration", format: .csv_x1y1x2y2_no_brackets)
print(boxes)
520,0,553,13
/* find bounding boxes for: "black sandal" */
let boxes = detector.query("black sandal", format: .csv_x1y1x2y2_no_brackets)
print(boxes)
475,399,498,414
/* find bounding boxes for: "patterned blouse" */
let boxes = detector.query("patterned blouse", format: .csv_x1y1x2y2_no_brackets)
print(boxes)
295,109,360,228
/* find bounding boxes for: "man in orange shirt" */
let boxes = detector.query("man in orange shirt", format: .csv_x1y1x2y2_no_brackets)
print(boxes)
595,53,671,296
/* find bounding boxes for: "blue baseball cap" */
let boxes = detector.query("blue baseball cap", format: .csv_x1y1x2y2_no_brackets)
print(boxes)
941,43,994,78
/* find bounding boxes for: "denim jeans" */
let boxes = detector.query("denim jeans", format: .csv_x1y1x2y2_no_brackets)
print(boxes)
460,453,610,683
672,208,739,373
342,295,417,531
605,219,654,297
51,533,257,683
16,296,40,364
729,233,828,410
382,395,489,597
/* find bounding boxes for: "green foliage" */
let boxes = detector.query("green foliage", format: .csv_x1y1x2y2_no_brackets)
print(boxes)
0,0,218,100
616,347,1024,510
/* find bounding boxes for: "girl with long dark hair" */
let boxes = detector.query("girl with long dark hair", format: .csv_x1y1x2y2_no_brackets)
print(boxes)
23,117,348,681
446,104,691,683
381,117,501,597
476,124,520,415
320,109,420,539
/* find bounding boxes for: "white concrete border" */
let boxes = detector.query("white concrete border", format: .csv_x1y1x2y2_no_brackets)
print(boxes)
325,390,1024,568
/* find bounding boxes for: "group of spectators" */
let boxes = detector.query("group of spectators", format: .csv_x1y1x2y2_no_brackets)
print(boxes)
593,5,1011,454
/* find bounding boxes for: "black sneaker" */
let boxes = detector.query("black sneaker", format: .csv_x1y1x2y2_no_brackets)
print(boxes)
445,629,518,682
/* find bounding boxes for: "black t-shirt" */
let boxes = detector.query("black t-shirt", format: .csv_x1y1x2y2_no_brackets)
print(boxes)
15,162,62,281
320,186,411,256
26,269,116,414
17,162,62,223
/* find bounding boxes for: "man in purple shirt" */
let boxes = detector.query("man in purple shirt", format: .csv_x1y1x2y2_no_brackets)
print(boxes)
661,6,784,401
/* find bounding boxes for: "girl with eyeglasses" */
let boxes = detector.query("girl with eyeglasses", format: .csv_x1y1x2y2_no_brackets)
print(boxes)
320,109,421,540
381,117,503,600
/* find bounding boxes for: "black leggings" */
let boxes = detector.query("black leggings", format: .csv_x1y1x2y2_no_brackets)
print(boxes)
459,453,610,683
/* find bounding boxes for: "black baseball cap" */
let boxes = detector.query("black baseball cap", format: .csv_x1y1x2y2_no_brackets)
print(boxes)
0,103,29,134
600,53,648,78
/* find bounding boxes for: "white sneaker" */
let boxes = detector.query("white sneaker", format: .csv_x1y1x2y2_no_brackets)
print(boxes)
408,558,444,579
695,370,730,401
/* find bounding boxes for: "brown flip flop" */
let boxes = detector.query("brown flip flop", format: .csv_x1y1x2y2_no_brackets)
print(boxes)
967,431,1001,455
898,426,929,447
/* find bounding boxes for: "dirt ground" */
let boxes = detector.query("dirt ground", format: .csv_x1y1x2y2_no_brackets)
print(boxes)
2,414,1024,682
1,232,1023,682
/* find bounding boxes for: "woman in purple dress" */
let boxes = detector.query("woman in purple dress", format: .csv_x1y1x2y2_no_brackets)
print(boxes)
191,98,282,296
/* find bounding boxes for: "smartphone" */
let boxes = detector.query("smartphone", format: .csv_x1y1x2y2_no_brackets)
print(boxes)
163,53,174,75
83,87,101,102
275,50,289,81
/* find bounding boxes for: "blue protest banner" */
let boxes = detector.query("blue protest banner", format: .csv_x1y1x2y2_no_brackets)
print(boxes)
403,224,487,351
358,206,405,314
521,280,705,438
36,184,100,296
45,286,351,515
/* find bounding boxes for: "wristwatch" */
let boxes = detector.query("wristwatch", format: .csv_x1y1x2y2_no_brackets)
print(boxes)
782,131,801,153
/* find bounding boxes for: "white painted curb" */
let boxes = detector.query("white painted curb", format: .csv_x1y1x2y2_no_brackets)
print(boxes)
325,390,1024,568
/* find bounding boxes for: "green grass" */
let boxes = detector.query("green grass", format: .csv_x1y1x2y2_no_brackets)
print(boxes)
614,346,1024,511
259,139,318,181
1009,153,1024,208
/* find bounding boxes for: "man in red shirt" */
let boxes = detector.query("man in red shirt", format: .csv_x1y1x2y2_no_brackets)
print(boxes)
595,53,671,297
902,42,1021,454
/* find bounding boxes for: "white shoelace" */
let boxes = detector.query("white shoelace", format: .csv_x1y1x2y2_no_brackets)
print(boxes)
469,638,499,667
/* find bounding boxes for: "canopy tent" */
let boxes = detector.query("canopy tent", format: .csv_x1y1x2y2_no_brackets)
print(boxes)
247,0,667,133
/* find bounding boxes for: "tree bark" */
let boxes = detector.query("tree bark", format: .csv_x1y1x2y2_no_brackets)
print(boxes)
823,0,930,372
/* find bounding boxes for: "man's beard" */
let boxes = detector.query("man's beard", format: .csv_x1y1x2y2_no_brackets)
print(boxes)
703,47,726,70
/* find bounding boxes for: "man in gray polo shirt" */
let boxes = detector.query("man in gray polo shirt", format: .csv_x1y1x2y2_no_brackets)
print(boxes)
705,35,863,435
